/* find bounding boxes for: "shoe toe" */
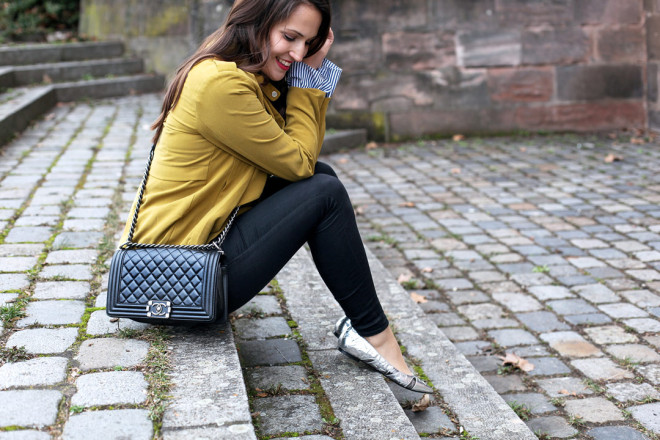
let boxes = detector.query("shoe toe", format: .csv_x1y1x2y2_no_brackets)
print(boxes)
408,377,433,394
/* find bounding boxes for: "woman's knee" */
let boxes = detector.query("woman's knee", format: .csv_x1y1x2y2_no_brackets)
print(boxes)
299,172,347,205
315,161,338,178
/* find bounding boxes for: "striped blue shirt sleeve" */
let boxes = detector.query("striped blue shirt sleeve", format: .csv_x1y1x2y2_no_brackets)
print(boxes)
286,59,342,97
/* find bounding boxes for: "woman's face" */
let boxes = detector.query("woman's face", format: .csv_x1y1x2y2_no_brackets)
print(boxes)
262,4,322,81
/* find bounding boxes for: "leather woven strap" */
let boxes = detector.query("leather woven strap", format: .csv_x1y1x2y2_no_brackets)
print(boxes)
120,144,239,251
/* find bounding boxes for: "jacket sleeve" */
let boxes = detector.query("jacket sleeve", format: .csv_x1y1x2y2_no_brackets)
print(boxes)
195,68,330,181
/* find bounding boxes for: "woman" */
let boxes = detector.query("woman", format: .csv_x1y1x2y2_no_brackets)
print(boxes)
121,0,431,394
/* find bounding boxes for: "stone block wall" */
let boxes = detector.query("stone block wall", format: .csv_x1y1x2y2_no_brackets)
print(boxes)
80,0,658,140
328,0,652,140
646,0,660,128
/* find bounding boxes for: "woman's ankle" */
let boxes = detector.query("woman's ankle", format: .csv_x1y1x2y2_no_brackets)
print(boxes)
364,327,413,375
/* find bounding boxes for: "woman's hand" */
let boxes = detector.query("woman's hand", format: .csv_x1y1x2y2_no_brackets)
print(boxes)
304,28,334,70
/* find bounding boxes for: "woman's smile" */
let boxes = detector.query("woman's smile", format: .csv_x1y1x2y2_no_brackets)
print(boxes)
276,57,292,71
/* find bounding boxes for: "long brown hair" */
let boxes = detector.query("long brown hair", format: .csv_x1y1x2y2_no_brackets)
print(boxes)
150,0,331,144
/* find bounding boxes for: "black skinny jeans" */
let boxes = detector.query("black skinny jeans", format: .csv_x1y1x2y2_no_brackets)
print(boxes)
222,162,389,337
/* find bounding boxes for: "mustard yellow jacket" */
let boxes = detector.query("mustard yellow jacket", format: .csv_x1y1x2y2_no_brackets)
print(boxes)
120,59,330,245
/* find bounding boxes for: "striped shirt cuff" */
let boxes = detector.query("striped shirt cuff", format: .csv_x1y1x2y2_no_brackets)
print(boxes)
286,59,342,97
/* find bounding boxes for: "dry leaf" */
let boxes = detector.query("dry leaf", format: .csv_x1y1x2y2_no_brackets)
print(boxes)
365,141,378,150
354,206,365,216
42,74,52,84
109,318,119,323
337,158,349,164
399,202,416,207
519,147,527,152
410,292,428,304
604,153,623,163
450,168,461,174
558,389,577,396
630,137,645,145
452,134,465,141
421,267,434,273
412,393,431,412
397,273,412,284
256,392,268,397
498,352,535,372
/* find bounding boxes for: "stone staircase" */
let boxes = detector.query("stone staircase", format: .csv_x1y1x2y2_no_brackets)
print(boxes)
0,41,164,146
160,242,538,439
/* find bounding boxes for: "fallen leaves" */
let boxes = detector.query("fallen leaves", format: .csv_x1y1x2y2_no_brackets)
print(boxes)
399,202,416,207
450,168,461,174
365,141,378,150
452,134,465,142
412,393,431,412
498,352,534,373
397,273,412,284
410,292,428,304
604,153,623,163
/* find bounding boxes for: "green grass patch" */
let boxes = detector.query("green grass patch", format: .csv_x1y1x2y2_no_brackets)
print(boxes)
508,401,532,421
0,346,33,365
0,297,28,326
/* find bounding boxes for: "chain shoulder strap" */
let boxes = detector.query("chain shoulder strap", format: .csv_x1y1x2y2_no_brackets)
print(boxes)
120,144,240,252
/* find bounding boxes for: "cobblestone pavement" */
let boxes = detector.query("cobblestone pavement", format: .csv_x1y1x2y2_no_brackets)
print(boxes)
324,136,660,439
0,94,162,439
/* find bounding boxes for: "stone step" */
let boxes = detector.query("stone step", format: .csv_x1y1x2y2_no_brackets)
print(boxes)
277,249,420,439
162,324,257,439
0,74,164,146
5,58,145,87
0,85,56,146
0,41,124,66
276,247,539,440
54,74,165,102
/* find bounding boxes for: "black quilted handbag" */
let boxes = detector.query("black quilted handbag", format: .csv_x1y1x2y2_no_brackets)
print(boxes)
106,145,239,324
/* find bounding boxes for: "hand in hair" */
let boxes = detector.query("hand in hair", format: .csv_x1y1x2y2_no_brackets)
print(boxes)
304,28,334,70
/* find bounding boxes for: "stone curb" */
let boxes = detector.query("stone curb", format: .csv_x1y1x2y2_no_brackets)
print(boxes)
277,247,537,440
0,41,125,66
322,129,367,154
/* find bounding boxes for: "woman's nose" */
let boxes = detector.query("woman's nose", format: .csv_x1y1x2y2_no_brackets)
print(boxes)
290,43,306,62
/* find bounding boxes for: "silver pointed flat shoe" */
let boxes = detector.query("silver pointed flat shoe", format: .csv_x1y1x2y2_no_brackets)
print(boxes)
337,325,433,394
333,316,352,338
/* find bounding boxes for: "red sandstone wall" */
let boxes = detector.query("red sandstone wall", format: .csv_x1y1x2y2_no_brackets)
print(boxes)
328,0,655,140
